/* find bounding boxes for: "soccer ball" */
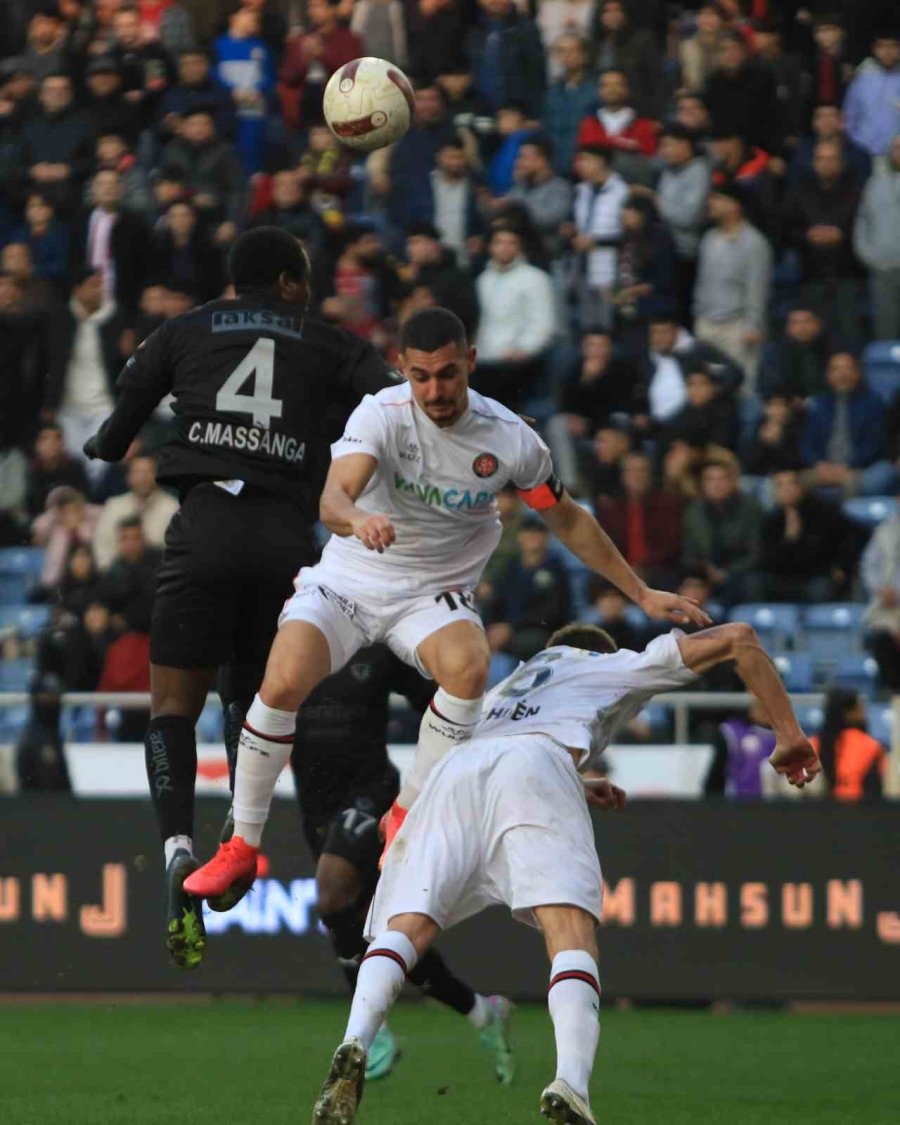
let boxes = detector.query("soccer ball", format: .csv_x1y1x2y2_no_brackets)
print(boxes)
322,56,414,153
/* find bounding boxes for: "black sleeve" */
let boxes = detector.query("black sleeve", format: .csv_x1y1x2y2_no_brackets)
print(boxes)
91,323,174,462
336,334,400,403
388,651,436,715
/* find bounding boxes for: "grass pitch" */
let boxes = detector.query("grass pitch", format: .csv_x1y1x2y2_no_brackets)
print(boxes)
3,1000,898,1124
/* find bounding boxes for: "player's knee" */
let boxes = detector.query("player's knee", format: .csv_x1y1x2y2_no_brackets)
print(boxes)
259,672,305,714
437,648,489,699
728,621,758,651
316,875,359,919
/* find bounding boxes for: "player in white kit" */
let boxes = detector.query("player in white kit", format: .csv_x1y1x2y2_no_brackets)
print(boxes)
311,620,820,1125
186,309,710,904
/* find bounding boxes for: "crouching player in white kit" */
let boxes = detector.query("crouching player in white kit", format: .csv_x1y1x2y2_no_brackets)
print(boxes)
187,308,709,903
311,621,820,1125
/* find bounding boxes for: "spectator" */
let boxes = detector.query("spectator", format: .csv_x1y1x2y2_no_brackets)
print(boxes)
249,169,326,260
644,313,743,427
92,454,177,570
861,503,900,693
743,392,804,476
709,130,774,229
693,185,772,389
155,46,237,144
597,450,683,588
541,33,596,176
296,123,355,229
466,0,546,119
590,0,660,116
99,515,162,633
321,223,402,343
407,0,466,88
809,688,885,801
138,0,194,54
22,5,68,82
148,200,223,305
751,19,805,147
800,351,897,497
843,33,900,159
351,0,408,68
787,103,870,189
10,190,69,289
226,0,287,63
213,5,277,175
682,457,763,604
280,0,364,130
663,367,737,452
583,579,642,651
674,90,712,145
853,135,900,341
478,485,523,601
15,671,71,792
485,513,570,660
484,101,535,197
612,193,677,357
424,138,482,267
758,306,830,400
402,221,478,336
434,63,485,121
108,3,174,115
679,3,724,93
71,168,150,310
585,421,631,501
806,14,853,120
538,2,594,76
160,107,245,241
546,330,644,490
92,133,154,218
473,226,556,409
783,139,862,346
703,30,780,152
656,124,711,323
704,701,776,799
507,135,572,261
25,423,89,519
575,69,659,186
45,269,127,464
83,55,143,144
759,468,860,603
0,268,43,449
32,485,100,591
565,143,628,331
58,543,103,618
21,71,93,213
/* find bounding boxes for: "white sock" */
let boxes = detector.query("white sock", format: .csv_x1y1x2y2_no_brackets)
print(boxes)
396,689,483,808
232,695,296,847
548,950,601,1103
344,931,418,1049
467,992,490,1029
164,835,192,868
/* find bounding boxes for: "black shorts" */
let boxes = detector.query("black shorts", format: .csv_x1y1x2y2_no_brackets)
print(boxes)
150,483,314,669
303,790,394,893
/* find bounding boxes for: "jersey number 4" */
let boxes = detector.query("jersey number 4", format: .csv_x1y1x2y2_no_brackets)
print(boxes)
216,338,283,429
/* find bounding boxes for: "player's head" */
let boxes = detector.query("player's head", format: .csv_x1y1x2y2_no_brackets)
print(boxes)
398,307,474,428
546,623,618,655
227,226,310,306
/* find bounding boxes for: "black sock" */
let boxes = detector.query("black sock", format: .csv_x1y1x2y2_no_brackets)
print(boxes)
218,663,262,794
144,715,197,842
320,904,369,992
408,948,476,1016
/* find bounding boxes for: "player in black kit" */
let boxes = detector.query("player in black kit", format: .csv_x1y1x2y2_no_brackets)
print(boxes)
286,643,514,1085
84,228,395,969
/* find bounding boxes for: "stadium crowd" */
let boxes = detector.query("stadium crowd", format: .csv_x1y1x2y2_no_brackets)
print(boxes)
0,0,898,774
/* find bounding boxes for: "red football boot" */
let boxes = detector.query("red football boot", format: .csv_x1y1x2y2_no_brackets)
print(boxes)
183,837,259,902
378,800,407,869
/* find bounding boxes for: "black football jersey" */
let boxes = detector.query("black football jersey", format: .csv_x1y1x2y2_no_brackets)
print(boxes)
91,290,398,518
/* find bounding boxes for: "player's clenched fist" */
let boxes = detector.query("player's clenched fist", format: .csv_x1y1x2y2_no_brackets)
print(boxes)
769,736,821,788
352,513,396,553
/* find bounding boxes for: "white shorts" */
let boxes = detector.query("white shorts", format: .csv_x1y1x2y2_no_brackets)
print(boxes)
278,560,483,676
365,733,603,938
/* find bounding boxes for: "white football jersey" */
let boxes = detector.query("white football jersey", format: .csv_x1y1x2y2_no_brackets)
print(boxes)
322,383,555,593
475,633,699,770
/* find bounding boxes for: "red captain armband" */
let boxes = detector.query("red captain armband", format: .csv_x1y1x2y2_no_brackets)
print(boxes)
516,474,565,511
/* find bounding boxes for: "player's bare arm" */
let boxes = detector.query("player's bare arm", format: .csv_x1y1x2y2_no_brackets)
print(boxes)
581,771,627,812
676,624,821,787
539,494,713,628
320,452,396,553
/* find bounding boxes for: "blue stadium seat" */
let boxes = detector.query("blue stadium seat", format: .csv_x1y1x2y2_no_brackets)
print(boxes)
197,703,225,742
0,659,34,691
0,576,28,606
843,496,897,529
863,341,900,403
0,705,29,742
0,604,51,640
0,547,45,580
64,706,99,743
774,653,815,692
832,654,881,697
868,704,895,749
729,604,800,653
802,604,867,664
488,652,518,689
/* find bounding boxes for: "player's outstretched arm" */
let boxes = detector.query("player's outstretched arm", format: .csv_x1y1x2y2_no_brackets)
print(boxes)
676,624,821,788
539,494,712,627
320,452,396,552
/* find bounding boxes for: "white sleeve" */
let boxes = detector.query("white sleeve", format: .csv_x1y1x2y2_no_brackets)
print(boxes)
511,421,555,492
597,632,700,693
330,394,387,462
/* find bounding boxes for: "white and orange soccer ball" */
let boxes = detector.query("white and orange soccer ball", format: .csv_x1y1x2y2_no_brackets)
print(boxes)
322,56,414,153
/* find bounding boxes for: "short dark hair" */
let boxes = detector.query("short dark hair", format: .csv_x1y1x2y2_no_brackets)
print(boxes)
546,623,618,654
520,133,555,163
71,265,101,288
660,123,697,151
228,226,310,291
117,516,143,533
399,307,467,353
577,142,612,162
